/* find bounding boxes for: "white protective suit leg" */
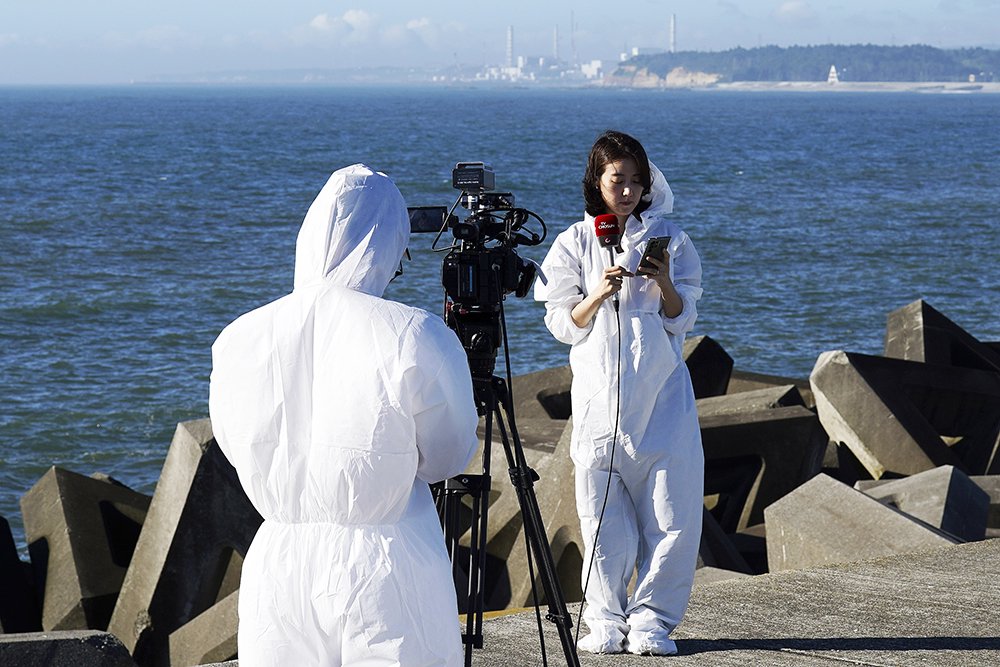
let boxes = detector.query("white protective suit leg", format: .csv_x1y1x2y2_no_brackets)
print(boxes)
575,467,637,651
576,367,703,654
623,370,704,648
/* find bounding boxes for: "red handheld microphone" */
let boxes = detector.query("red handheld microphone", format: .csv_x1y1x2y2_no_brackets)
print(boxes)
594,213,622,308
594,213,620,252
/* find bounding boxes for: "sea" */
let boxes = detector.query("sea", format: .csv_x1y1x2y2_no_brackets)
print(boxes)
1,85,998,551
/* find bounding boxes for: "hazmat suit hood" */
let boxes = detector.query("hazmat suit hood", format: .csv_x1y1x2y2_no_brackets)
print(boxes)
293,163,409,297
641,161,674,218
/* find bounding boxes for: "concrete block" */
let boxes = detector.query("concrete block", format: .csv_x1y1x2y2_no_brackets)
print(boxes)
107,419,262,667
510,365,572,420
823,440,876,487
459,416,582,610
0,630,136,667
703,453,761,535
764,473,958,572
811,350,1000,480
682,335,734,398
728,523,768,574
697,384,805,418
457,411,571,610
700,390,811,533
885,299,1000,372
854,465,989,541
727,368,815,409
698,507,752,574
168,590,238,667
477,415,566,456
970,475,1000,529
701,405,827,530
19,468,151,631
1,515,41,632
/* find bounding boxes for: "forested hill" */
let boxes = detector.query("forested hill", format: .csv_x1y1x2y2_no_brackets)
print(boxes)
619,44,1000,83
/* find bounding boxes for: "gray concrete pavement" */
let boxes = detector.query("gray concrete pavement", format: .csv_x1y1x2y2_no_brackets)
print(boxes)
473,539,1000,666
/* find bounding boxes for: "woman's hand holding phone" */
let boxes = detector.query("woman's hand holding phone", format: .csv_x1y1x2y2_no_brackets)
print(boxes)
637,236,671,280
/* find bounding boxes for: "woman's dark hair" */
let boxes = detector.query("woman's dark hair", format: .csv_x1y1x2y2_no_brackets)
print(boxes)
583,130,653,218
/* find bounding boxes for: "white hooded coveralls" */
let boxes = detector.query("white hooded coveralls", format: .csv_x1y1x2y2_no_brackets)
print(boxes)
210,164,479,666
534,164,704,649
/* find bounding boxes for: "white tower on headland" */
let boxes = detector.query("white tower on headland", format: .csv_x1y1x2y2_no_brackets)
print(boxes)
828,65,839,84
670,14,676,53
554,25,559,61
506,25,514,68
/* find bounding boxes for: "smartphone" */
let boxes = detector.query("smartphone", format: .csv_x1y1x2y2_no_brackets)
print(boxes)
638,236,671,272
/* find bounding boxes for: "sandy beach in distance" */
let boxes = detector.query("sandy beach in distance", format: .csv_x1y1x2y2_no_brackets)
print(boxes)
710,80,1000,93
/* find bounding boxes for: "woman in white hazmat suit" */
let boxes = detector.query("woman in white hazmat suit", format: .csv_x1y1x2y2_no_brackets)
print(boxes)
209,164,479,666
534,131,704,656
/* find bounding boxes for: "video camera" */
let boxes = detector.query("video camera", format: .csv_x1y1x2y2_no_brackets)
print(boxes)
408,162,546,401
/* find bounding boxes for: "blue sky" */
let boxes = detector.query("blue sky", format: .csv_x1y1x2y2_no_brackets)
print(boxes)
2,1,998,84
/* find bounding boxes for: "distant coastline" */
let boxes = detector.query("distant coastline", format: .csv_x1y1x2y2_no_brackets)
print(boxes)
86,43,1000,91
704,81,1000,93
614,44,1000,89
112,77,1000,93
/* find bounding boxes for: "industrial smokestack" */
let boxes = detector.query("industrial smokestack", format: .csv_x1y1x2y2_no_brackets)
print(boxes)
506,25,514,68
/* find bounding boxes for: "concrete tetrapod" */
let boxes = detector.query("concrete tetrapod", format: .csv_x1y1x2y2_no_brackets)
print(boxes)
107,419,262,667
810,350,1000,479
764,473,958,572
854,465,990,542
884,299,1000,372
19,468,150,631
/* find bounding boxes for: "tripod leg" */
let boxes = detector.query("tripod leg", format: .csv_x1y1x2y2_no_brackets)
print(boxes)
436,473,490,666
435,391,498,667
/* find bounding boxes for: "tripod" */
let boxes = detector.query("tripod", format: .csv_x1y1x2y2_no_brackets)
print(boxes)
434,373,581,667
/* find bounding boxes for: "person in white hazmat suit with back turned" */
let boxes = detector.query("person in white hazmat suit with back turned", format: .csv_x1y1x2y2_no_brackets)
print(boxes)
534,131,704,656
209,164,479,666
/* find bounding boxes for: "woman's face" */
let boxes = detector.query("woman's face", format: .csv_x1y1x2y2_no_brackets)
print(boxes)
598,158,643,220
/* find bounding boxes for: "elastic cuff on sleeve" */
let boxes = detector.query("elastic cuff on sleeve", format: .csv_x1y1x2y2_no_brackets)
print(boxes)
661,297,694,335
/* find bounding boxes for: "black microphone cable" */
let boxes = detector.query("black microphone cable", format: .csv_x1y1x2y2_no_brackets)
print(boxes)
575,251,625,646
